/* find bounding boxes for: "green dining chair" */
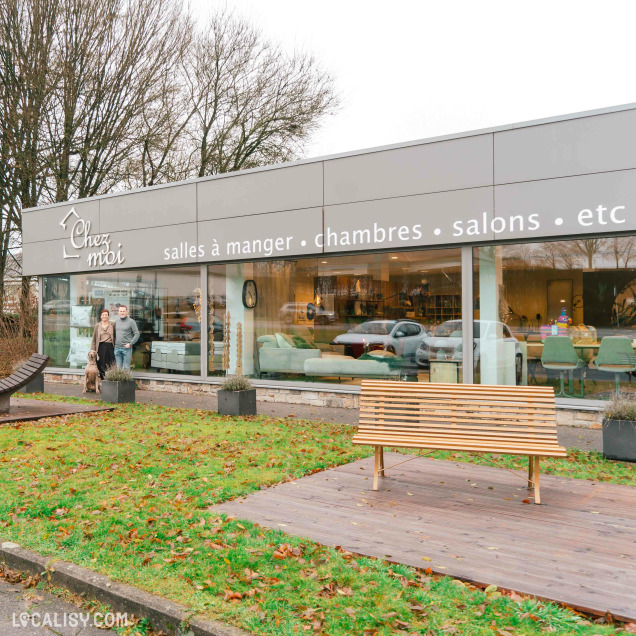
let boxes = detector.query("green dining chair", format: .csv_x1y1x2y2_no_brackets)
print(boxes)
541,336,587,397
594,336,636,396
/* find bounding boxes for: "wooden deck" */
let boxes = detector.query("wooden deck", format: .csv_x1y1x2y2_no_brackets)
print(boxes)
0,398,112,424
216,453,636,621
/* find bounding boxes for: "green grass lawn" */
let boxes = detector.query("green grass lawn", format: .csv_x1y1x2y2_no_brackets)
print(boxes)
0,395,628,635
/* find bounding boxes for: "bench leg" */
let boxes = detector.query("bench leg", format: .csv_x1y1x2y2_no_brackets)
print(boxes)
0,393,10,415
533,457,541,505
373,446,381,491
379,446,385,478
527,455,534,489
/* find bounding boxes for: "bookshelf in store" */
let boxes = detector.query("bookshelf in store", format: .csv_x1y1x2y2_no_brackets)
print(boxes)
420,294,461,324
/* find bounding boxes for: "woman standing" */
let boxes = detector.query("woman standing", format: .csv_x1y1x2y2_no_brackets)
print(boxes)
91,309,116,379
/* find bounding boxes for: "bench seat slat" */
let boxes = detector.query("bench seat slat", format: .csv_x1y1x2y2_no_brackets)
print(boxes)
360,410,557,425
354,435,561,450
361,395,556,407
360,419,560,432
357,425,560,440
363,381,555,393
353,439,567,457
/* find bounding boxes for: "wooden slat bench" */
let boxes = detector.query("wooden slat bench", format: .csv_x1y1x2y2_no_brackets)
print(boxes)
0,353,49,414
352,380,567,504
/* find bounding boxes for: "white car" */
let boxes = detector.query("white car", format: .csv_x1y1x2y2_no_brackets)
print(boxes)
416,319,522,382
332,320,428,360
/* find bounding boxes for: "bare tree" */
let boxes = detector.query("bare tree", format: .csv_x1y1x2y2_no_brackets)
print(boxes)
0,2,339,314
0,0,59,315
46,0,188,201
185,11,339,178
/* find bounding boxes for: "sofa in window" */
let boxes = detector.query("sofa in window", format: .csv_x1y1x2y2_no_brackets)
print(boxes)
151,341,201,372
303,350,405,379
257,333,322,376
287,325,345,355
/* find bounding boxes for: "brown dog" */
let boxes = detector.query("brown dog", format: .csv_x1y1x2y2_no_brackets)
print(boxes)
83,350,101,394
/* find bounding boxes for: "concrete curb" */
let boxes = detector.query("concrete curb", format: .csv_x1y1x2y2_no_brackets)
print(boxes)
0,541,249,636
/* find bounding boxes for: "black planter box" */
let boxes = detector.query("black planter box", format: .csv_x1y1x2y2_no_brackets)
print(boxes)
101,380,136,404
603,418,636,462
217,388,257,416
18,373,44,393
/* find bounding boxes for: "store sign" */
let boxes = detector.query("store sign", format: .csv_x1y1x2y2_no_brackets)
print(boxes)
60,207,125,267
159,204,632,264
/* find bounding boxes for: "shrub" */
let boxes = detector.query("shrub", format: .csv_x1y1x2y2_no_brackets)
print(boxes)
0,294,38,378
104,365,134,382
220,375,253,391
12,358,32,374
604,394,636,422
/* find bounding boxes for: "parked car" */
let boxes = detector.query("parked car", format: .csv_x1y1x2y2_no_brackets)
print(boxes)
416,319,522,383
280,302,337,324
332,319,427,360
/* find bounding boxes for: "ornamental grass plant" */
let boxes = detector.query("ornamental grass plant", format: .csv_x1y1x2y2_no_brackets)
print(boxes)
604,393,636,421
220,375,253,391
103,364,134,382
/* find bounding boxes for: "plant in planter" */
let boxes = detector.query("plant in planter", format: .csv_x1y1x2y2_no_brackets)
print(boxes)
602,394,636,462
217,374,256,416
102,365,136,404
217,321,257,416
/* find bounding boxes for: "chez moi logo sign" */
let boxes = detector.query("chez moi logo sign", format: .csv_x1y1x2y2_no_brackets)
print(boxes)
60,207,125,267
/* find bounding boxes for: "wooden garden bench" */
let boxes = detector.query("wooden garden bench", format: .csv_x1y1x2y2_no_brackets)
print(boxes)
0,353,49,414
352,381,567,504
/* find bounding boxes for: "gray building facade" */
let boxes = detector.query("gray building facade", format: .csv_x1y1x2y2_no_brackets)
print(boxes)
23,103,636,404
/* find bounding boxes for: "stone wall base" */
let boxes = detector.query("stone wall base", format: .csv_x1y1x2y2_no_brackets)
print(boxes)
43,372,602,427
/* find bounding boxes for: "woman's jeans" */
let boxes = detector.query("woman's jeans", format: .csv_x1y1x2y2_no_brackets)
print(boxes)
114,346,132,370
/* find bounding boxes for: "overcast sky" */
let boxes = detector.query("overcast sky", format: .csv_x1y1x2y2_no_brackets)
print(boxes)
191,0,636,159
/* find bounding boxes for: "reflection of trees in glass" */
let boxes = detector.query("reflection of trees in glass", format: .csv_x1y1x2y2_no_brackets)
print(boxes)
538,241,579,270
613,279,636,326
609,237,635,269
574,239,604,269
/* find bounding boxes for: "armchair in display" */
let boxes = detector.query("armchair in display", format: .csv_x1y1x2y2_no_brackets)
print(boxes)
541,336,587,397
594,336,636,397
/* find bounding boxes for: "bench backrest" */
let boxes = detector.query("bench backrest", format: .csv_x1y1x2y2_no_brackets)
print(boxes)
359,380,558,444
0,353,49,394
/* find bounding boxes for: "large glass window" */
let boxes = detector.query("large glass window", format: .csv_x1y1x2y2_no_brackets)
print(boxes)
474,237,636,399
214,249,462,385
43,266,201,375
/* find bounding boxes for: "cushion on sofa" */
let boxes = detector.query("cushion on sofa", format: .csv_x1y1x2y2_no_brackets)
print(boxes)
291,335,317,349
275,333,295,348
365,349,397,358
257,335,278,348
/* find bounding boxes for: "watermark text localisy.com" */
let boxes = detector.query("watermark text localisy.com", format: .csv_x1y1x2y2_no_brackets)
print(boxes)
12,611,131,629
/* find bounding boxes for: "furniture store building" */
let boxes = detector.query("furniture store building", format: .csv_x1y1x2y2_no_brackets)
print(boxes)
22,104,636,417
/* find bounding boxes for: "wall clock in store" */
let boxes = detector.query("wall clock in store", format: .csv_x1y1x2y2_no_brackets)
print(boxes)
242,280,257,309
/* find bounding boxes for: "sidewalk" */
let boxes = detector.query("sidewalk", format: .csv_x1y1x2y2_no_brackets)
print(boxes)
42,381,602,451
0,577,116,636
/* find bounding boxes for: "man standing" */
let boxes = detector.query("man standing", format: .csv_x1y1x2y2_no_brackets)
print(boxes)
114,305,139,370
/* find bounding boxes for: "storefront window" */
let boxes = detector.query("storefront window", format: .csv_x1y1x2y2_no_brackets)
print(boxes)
42,267,201,375
217,249,462,385
474,237,636,399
